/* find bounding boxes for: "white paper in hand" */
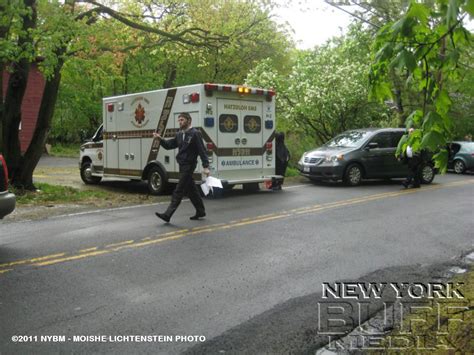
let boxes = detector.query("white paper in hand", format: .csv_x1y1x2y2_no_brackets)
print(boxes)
200,180,211,196
200,176,222,196
206,176,223,188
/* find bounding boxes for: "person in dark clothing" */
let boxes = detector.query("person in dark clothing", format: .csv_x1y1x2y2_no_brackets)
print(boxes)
153,112,210,222
273,132,290,190
401,128,422,188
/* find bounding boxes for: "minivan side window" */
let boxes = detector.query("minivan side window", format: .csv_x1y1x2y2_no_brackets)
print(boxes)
369,132,392,148
391,131,405,148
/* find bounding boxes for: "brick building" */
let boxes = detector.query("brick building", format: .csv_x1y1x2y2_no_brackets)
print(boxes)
2,61,46,153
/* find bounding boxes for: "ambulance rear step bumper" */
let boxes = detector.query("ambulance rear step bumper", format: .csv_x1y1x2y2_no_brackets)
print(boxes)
221,176,284,185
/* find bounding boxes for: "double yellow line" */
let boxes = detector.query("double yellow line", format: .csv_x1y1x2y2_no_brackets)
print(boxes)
1,179,472,274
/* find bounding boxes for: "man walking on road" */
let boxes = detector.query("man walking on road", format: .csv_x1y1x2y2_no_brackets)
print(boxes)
153,112,210,222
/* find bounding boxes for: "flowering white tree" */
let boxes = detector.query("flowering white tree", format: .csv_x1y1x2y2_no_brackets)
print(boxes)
247,24,390,146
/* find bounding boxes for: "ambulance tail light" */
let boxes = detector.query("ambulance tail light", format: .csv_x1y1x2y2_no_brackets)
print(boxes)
107,103,114,112
266,142,273,161
206,142,214,151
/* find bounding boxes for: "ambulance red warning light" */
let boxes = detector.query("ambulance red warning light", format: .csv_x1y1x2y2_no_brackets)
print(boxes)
183,92,200,104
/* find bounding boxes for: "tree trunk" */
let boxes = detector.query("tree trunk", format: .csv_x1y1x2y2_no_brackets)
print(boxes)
13,58,64,190
3,61,30,176
0,0,11,150
163,64,176,89
1,0,36,178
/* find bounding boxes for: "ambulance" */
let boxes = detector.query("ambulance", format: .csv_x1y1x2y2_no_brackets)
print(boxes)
79,83,282,195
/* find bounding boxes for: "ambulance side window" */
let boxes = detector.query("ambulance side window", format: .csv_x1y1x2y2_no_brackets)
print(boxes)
219,114,238,133
93,125,103,142
243,116,261,133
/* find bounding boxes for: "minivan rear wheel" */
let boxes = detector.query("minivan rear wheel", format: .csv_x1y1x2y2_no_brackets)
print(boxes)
420,164,435,184
453,160,465,174
344,164,363,186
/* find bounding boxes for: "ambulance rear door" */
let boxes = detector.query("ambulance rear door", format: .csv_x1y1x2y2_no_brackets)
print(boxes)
216,99,263,172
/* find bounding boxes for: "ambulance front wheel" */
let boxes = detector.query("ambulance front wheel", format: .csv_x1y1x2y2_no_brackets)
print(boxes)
147,166,167,195
80,161,102,184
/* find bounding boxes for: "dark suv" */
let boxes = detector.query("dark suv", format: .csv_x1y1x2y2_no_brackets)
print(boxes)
0,154,16,219
298,128,435,186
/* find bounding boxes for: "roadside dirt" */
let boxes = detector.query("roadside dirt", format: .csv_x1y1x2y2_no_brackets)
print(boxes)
5,165,165,223
5,160,306,223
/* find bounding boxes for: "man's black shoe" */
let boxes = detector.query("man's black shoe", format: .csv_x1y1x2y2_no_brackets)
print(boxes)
155,212,170,223
190,212,206,220
402,181,409,188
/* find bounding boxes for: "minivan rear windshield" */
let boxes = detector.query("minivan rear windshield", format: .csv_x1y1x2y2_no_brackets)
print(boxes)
462,142,474,151
324,131,372,148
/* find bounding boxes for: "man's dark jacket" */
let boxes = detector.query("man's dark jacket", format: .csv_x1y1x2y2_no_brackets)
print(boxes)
160,127,209,168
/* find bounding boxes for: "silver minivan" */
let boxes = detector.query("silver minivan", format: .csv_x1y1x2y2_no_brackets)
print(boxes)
298,128,435,186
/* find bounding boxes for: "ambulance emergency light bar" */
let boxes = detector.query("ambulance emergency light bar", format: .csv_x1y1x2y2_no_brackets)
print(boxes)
204,83,276,101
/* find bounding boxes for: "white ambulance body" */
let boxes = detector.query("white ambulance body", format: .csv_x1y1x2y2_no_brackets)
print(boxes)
79,83,281,195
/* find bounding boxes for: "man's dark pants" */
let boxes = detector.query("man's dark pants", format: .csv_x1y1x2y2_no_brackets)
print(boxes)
164,163,205,218
405,156,422,187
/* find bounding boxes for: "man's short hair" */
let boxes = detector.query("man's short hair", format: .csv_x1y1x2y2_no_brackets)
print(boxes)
178,112,192,122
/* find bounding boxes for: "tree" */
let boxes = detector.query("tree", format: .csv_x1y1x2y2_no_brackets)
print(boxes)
369,0,474,172
247,24,391,149
50,0,293,143
1,0,288,190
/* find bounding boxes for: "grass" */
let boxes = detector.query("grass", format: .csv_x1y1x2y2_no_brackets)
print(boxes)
286,166,300,177
13,182,111,206
373,266,474,354
49,143,80,158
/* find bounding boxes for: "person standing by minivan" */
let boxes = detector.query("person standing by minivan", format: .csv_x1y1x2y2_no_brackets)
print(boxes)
273,132,290,190
153,112,210,222
402,128,422,188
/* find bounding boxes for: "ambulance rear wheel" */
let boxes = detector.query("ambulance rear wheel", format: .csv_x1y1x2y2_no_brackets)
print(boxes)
147,166,167,195
80,161,102,184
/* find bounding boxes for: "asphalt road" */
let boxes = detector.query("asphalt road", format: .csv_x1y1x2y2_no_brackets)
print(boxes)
0,174,473,354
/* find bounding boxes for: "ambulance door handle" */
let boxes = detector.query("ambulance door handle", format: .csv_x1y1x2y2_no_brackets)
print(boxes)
130,153,135,160
124,153,129,160
235,138,241,145
241,138,247,145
